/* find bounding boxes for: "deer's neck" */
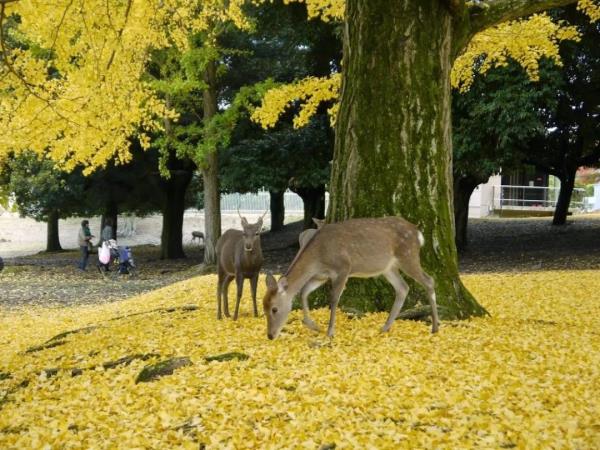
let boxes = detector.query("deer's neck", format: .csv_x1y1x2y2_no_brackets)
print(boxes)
284,250,319,297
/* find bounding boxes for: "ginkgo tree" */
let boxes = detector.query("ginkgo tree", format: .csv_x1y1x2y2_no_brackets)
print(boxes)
251,0,600,318
2,0,599,316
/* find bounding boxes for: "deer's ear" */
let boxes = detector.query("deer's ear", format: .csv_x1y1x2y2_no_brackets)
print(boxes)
241,217,248,227
257,218,263,228
313,218,325,228
278,276,289,291
265,273,278,292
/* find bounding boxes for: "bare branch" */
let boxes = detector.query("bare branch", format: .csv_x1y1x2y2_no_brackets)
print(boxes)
441,0,466,15
0,1,80,126
469,0,579,34
105,0,133,71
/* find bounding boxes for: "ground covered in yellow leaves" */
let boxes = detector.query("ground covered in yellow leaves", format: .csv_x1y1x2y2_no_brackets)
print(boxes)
1,270,599,449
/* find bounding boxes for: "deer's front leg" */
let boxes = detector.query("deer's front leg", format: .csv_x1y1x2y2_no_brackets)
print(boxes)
217,276,223,320
233,272,244,321
222,275,234,318
300,278,326,332
327,273,349,338
250,272,259,318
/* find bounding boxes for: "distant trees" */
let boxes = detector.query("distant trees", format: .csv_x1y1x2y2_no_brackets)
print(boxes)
453,5,600,250
221,114,333,231
452,62,559,250
526,7,600,225
0,153,85,252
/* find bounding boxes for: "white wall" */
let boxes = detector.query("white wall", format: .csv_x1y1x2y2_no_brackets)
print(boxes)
468,175,501,218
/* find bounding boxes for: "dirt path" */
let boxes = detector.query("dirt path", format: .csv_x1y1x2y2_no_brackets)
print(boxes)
1,215,599,309
460,214,600,273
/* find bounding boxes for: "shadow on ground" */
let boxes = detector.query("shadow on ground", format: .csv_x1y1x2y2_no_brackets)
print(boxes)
460,214,600,273
1,215,599,308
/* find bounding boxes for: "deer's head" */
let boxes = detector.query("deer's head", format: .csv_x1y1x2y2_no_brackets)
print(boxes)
240,217,263,252
263,273,292,339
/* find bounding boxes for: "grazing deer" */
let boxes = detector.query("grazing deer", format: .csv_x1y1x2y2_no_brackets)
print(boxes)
216,211,267,320
191,231,204,244
263,217,439,339
298,218,325,249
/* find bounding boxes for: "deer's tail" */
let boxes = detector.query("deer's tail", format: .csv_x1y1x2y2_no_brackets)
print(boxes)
417,231,425,247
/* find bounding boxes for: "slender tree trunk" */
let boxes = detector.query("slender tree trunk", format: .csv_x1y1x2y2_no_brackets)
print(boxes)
269,190,285,232
294,185,326,230
553,168,576,226
454,176,480,252
100,200,118,240
46,210,62,252
201,60,221,265
160,172,192,259
328,0,487,318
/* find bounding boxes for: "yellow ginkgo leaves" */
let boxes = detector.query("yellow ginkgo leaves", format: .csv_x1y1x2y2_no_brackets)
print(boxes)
1,269,599,448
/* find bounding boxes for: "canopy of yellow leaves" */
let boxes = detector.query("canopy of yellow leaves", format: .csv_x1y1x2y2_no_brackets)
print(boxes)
1,270,599,448
1,0,599,168
253,2,598,129
0,0,251,172
452,14,580,91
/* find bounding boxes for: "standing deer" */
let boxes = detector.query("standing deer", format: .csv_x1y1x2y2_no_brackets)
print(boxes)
191,231,205,245
216,211,267,320
298,218,325,249
263,217,439,339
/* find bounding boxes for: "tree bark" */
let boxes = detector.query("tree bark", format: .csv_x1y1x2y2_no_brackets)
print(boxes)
454,176,480,252
45,210,62,252
552,168,577,226
201,60,221,265
269,190,285,232
160,172,192,259
328,0,486,318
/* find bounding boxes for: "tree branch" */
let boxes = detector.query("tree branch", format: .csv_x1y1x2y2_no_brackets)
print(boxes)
469,0,579,34
441,0,466,15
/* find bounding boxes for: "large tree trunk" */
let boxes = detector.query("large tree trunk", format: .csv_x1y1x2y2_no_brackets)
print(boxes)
454,176,481,252
328,0,487,318
201,60,221,265
269,190,285,232
553,168,577,226
160,172,192,259
45,210,62,252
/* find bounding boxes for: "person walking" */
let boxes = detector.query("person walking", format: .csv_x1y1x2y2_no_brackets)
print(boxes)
100,218,114,245
99,218,114,272
78,220,94,271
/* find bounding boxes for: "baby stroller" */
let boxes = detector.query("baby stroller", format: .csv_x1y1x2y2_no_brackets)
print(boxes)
98,240,135,278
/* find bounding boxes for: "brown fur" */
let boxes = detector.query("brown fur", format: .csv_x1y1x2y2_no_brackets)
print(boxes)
264,217,439,339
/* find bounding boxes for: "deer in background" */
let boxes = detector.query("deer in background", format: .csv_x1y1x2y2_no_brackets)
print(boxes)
216,211,267,320
191,231,205,245
298,218,325,249
263,216,439,339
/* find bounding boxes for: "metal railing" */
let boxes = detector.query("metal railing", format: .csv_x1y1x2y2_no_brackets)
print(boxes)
492,185,585,211
220,190,330,214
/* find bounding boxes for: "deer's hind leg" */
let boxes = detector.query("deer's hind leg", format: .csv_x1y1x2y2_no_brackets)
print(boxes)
217,266,226,319
398,257,439,333
381,268,410,332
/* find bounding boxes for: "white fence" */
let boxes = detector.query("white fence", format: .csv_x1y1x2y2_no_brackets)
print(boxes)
491,185,586,212
220,190,330,214
220,191,303,213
